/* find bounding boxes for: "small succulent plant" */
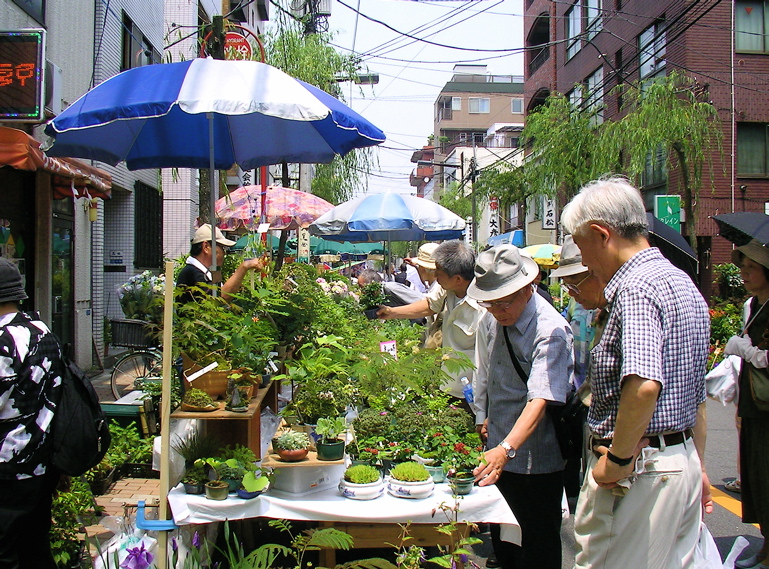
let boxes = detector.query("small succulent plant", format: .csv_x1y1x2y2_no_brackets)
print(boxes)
344,464,380,484
389,461,430,482
274,430,310,451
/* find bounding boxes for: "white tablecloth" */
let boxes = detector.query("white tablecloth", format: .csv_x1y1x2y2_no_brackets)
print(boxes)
167,482,521,544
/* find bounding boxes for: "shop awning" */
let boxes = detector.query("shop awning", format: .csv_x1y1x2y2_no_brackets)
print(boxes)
0,126,111,199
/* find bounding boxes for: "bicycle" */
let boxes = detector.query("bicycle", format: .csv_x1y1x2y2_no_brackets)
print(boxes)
109,319,163,400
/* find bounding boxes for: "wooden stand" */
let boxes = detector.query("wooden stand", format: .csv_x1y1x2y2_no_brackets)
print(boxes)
170,379,280,459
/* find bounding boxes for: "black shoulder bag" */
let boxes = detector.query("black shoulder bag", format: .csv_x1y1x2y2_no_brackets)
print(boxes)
502,326,586,461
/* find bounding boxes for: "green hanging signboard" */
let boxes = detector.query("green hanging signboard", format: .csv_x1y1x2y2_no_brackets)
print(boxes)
654,195,681,231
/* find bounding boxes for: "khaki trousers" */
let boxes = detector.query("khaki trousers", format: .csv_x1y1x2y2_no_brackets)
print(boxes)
574,440,702,569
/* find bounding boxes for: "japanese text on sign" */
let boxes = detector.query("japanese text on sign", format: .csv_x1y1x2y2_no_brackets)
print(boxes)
542,197,557,230
0,30,45,121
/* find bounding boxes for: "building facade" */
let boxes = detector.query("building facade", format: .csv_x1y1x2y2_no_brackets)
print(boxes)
524,0,769,295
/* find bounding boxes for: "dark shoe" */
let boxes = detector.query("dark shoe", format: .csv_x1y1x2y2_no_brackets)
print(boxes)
486,554,501,568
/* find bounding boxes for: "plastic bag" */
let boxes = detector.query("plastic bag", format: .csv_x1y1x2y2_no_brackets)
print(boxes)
706,355,741,405
260,406,282,459
694,523,722,569
92,515,158,569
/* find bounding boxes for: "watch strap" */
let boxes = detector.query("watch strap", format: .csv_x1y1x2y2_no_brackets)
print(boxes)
605,450,633,467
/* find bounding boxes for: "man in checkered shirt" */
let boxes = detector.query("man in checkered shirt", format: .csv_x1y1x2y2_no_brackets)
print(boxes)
562,178,712,569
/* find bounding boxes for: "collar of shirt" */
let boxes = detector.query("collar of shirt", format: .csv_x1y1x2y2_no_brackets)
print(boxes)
186,256,212,281
509,289,537,335
602,247,663,304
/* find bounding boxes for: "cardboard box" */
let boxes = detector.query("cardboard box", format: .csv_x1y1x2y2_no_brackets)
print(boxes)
263,451,345,496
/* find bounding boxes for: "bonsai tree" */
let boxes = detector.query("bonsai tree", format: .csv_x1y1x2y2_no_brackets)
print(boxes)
343,464,380,484
389,461,430,482
182,461,208,486
315,416,346,444
274,431,310,451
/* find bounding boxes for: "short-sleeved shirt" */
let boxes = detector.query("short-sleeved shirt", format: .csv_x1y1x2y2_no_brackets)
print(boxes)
0,311,64,480
474,291,574,474
425,284,485,398
566,298,601,388
588,247,709,437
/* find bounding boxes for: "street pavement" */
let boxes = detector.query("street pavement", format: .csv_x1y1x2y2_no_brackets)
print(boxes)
88,367,759,567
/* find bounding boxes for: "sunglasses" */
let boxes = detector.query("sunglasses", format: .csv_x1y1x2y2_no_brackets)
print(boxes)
563,272,592,295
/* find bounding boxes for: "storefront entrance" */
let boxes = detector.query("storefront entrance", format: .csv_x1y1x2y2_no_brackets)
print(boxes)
52,200,74,346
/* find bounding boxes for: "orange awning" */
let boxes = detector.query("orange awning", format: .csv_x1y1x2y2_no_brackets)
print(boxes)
0,126,111,199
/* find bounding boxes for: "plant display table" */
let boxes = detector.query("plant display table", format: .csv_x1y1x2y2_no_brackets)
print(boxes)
166,480,520,564
170,380,279,459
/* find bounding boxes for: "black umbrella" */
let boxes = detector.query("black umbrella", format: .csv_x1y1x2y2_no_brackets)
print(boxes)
646,212,699,282
712,212,769,246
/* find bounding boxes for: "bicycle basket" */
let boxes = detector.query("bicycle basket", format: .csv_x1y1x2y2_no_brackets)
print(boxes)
110,319,156,348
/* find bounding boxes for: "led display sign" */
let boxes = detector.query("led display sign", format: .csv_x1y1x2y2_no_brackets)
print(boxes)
0,30,45,121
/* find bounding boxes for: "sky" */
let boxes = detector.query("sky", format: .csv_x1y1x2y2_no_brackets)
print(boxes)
323,0,525,197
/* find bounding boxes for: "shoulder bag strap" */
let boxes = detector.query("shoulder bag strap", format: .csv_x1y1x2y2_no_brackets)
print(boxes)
502,325,529,384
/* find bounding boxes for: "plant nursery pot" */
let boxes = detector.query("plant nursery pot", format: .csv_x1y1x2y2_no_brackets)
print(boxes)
88,468,116,496
363,308,381,320
316,440,345,461
387,477,435,499
183,482,205,495
425,465,446,484
448,474,475,496
205,482,230,500
338,477,385,500
276,448,309,462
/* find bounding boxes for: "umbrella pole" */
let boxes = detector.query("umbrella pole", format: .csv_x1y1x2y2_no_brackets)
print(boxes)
208,113,218,295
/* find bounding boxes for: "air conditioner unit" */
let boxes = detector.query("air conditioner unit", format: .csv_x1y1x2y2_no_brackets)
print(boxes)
45,60,62,117
316,0,332,16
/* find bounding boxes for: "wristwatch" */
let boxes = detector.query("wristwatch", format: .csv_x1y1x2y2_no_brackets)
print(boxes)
605,450,634,467
498,440,516,459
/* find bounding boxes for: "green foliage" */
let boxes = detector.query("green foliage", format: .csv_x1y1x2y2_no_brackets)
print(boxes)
106,420,144,468
344,464,381,484
182,462,208,485
437,182,473,220
390,461,430,482
241,470,271,493
359,282,387,310
171,430,223,464
183,388,215,408
274,430,310,451
315,416,347,442
713,263,746,301
51,478,96,568
219,444,259,470
84,456,113,482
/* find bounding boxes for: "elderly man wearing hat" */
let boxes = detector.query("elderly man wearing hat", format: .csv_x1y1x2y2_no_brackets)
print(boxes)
405,242,439,294
562,177,711,569
0,258,65,568
724,239,769,569
469,245,574,569
176,224,267,303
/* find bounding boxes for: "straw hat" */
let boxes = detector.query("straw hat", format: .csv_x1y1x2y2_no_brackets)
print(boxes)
467,245,539,301
410,243,438,270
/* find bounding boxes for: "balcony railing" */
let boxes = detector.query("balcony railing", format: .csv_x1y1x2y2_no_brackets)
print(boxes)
528,47,550,76
437,107,453,121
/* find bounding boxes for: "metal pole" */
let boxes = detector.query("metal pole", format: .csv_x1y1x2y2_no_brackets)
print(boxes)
208,113,218,294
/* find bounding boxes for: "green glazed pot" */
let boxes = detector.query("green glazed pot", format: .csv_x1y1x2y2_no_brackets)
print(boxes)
316,439,345,461
425,465,446,483
205,482,229,501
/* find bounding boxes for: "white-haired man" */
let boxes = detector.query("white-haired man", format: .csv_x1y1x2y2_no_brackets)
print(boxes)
562,177,712,568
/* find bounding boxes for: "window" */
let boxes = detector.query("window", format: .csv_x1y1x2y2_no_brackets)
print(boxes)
585,0,602,38
567,88,581,109
567,2,582,60
585,66,604,124
134,181,162,269
451,97,462,111
468,97,490,114
122,13,161,71
511,98,523,114
736,1,769,52
737,123,769,175
642,144,668,192
639,22,666,81
459,132,468,143
473,132,485,146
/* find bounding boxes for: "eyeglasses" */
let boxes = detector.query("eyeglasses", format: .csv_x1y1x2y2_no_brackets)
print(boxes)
563,272,592,295
477,299,517,310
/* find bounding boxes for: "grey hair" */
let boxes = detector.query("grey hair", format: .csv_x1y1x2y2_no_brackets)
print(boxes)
357,269,383,285
434,240,475,281
561,176,648,240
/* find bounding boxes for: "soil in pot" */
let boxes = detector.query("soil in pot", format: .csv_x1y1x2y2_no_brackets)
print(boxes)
316,440,345,461
205,481,230,500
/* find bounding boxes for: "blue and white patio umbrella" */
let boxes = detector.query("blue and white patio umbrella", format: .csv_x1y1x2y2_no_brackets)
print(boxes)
309,193,466,243
44,58,385,170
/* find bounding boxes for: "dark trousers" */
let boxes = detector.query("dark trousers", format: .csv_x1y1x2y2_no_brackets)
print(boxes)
491,470,564,569
0,470,59,569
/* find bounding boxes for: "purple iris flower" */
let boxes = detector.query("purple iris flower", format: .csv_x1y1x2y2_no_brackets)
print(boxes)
119,542,154,569
192,531,201,548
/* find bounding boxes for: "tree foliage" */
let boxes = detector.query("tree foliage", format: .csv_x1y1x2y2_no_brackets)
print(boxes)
438,182,473,220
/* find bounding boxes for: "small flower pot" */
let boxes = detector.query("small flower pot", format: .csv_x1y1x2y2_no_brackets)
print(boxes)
448,473,475,496
363,308,381,320
387,477,435,499
316,439,345,461
183,482,205,495
276,448,309,462
425,465,446,484
338,477,385,500
237,487,266,500
205,482,230,500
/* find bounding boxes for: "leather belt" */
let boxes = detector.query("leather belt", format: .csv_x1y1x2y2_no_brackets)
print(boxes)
590,428,693,450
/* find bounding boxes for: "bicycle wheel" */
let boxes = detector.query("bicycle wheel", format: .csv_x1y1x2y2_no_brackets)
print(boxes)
110,350,162,400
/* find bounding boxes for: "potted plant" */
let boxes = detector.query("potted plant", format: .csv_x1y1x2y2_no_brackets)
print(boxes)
204,477,230,501
181,388,217,412
206,458,246,493
387,461,434,499
84,457,116,496
273,431,310,462
237,469,272,499
338,464,384,500
314,416,346,461
181,461,207,494
359,282,387,319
